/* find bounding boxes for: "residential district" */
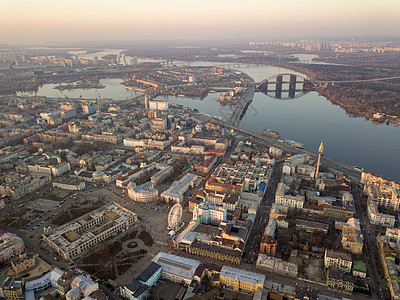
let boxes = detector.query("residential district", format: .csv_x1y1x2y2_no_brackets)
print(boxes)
0,64,399,300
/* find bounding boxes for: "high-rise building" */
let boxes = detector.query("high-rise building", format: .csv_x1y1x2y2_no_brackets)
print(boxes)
315,141,324,181
144,94,149,110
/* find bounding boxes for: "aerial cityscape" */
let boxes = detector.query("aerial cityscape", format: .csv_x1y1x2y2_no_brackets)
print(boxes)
0,1,400,300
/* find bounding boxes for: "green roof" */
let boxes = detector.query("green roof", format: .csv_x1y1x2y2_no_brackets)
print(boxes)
182,163,192,172
353,261,367,273
390,274,399,281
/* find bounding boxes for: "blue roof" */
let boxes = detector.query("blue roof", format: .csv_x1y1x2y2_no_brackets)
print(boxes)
258,182,266,192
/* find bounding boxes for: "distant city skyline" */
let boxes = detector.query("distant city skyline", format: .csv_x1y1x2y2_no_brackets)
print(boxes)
1,0,400,44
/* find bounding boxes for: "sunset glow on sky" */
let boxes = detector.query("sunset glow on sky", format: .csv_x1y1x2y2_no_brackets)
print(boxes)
1,0,400,44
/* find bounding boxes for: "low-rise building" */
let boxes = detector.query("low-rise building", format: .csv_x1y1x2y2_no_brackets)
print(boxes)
275,183,304,209
137,262,161,287
367,198,396,227
189,240,242,265
43,203,138,260
120,279,148,300
193,202,227,226
28,161,71,177
0,232,24,262
151,252,200,285
194,154,217,174
219,265,265,293
127,182,158,202
66,275,99,299
52,178,85,191
324,249,352,273
377,235,400,299
2,277,24,300
260,235,277,256
326,267,354,293
103,170,122,183
352,261,367,279
161,173,198,204
11,252,35,274
256,254,298,278
295,219,329,234
25,267,64,295
341,218,364,254
120,260,161,300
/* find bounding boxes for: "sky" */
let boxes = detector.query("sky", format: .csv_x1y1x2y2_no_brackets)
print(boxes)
1,0,400,44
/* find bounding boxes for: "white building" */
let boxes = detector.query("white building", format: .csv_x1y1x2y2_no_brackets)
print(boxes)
367,198,396,227
149,100,168,111
269,147,283,158
161,173,198,204
151,252,200,285
324,249,352,273
67,275,99,298
171,144,204,155
25,268,64,294
362,172,400,211
0,232,25,262
123,138,145,148
28,161,71,177
127,181,158,202
193,202,227,226
52,178,85,191
275,183,304,209
43,203,138,260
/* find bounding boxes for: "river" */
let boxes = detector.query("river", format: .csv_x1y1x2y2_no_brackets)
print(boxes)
17,61,400,181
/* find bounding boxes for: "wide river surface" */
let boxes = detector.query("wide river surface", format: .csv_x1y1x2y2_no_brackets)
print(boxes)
19,60,400,180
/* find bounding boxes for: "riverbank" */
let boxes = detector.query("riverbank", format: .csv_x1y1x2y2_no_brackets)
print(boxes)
274,62,400,125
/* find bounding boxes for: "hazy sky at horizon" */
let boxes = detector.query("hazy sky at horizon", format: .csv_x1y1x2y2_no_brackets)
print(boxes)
1,0,400,44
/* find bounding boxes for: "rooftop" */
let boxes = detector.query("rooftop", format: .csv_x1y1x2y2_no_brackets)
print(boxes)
152,252,200,281
220,265,265,285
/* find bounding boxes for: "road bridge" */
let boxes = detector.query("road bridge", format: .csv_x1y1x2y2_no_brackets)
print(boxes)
226,83,255,127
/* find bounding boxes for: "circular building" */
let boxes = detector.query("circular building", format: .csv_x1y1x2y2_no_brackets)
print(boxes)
127,181,158,202
92,171,104,181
